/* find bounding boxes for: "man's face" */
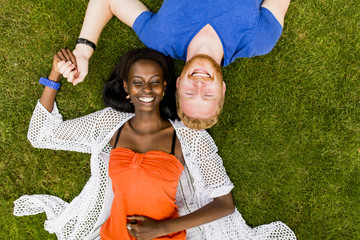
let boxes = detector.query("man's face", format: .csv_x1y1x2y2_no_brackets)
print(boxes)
176,54,225,119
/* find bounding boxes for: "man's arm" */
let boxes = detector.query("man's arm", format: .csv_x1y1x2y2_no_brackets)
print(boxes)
70,0,149,85
261,0,290,27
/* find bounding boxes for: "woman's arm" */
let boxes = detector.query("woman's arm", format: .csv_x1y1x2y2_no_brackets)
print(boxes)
28,49,101,153
40,49,77,112
127,193,235,240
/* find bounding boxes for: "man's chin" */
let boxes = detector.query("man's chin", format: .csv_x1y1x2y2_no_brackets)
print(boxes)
181,102,217,120
180,54,222,81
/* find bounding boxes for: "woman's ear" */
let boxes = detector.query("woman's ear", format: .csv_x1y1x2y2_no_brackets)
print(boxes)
123,80,128,94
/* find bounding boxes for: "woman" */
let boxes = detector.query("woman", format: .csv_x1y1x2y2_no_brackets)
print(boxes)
14,49,296,239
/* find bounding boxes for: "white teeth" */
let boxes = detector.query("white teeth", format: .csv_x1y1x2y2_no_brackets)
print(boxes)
139,97,155,103
192,72,210,77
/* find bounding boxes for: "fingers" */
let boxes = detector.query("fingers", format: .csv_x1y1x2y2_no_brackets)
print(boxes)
52,48,82,85
57,61,74,74
126,217,141,238
72,71,86,86
56,49,67,62
62,63,75,78
67,70,76,83
127,223,138,239
127,215,146,222
54,54,62,62
128,230,138,239
56,49,77,65
65,48,77,66
58,61,77,79
127,221,155,240
55,47,89,86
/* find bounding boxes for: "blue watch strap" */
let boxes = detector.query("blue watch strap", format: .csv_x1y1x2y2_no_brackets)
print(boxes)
39,77,61,90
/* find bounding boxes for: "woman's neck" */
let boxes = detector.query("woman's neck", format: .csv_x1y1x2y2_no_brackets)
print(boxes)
130,110,169,134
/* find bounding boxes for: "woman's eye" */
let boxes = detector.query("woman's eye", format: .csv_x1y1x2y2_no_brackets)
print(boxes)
132,81,142,85
151,80,161,85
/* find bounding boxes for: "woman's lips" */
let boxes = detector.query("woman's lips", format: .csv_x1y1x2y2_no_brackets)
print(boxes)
138,97,155,103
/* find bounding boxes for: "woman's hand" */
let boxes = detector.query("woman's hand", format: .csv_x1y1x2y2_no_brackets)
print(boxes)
49,49,78,83
41,48,77,112
127,215,166,240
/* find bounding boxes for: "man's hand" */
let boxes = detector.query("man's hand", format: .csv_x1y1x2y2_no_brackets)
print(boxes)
127,215,166,240
66,44,94,85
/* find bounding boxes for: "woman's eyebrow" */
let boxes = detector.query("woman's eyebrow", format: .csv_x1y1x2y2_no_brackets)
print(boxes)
150,74,161,79
133,74,160,79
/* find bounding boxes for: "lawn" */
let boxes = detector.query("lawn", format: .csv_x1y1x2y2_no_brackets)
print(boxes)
1,0,359,239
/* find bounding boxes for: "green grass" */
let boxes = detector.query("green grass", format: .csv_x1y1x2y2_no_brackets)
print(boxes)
1,0,359,239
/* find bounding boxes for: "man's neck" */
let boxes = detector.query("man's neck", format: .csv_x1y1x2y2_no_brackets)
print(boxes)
186,24,224,64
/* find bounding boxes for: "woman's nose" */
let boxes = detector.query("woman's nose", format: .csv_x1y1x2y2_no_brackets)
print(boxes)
142,83,152,93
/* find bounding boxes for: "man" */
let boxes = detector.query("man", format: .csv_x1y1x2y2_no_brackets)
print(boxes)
66,0,290,129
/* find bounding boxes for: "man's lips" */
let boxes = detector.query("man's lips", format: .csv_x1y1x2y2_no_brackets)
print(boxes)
191,68,211,78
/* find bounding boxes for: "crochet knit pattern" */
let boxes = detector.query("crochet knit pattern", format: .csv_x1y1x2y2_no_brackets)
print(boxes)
14,101,296,240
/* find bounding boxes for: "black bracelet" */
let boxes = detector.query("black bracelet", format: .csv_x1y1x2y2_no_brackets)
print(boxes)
76,38,97,51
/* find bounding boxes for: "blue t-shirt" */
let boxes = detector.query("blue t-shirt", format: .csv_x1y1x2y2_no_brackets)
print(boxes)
132,0,283,66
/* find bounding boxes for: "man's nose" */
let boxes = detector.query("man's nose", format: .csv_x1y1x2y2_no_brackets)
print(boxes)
193,80,206,91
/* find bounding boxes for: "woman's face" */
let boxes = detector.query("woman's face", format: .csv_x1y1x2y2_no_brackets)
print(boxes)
124,59,166,113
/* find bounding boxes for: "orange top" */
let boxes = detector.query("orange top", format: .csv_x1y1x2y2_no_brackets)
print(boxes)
100,147,186,240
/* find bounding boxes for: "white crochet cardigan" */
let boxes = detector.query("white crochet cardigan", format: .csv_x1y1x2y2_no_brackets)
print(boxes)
14,101,296,240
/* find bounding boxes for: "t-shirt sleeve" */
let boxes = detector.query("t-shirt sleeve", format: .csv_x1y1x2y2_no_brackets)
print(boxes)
248,7,283,57
132,11,155,38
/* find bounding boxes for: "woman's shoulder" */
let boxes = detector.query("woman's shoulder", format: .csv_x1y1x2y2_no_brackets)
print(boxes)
93,107,134,127
100,107,134,118
170,119,200,133
170,119,215,146
170,119,209,134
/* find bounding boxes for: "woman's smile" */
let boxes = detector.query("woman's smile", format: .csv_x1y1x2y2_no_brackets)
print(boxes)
125,59,166,112
138,96,155,103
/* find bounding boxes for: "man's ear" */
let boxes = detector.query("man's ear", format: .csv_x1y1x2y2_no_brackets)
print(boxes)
222,81,226,95
176,77,180,89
